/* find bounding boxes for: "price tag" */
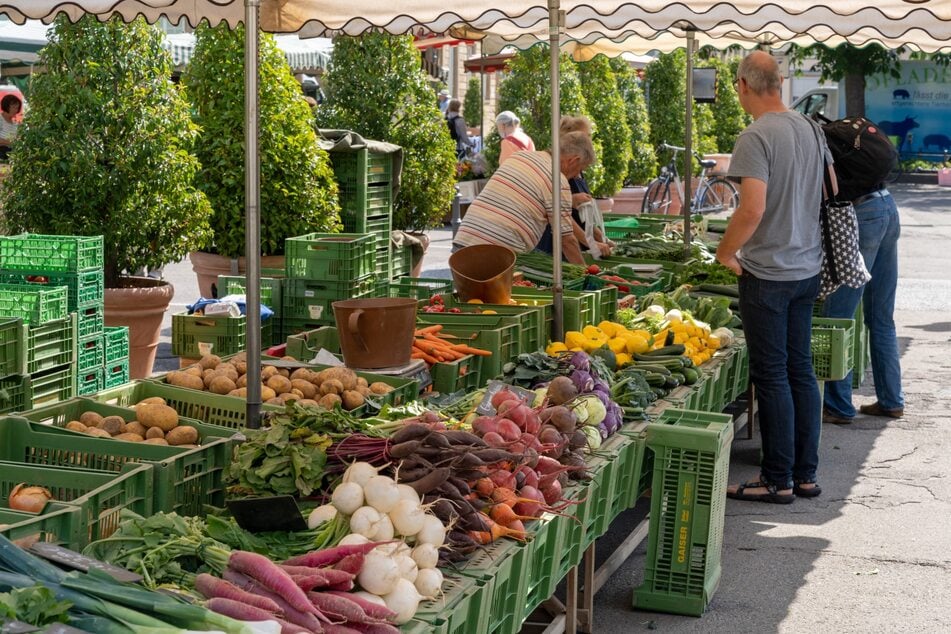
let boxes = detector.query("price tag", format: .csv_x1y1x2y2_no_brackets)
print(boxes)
29,543,143,584
476,380,536,416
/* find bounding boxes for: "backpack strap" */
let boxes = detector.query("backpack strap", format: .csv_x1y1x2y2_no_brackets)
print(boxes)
503,135,529,151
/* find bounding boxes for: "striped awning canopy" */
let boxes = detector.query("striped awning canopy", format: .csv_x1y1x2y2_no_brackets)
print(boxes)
164,32,331,71
0,18,49,64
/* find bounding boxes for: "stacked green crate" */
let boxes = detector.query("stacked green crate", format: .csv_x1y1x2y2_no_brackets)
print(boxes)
103,326,131,389
281,232,376,340
216,275,285,345
329,148,395,278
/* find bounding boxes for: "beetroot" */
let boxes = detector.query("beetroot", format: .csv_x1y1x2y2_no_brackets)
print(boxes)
491,388,520,410
472,416,499,436
516,465,540,489
482,431,507,447
496,418,521,442
542,479,563,504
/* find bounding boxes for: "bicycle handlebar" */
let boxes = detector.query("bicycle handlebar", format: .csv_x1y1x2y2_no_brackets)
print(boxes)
658,142,706,163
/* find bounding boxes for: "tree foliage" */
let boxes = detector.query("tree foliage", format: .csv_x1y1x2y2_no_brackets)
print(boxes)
182,23,340,259
317,34,456,230
463,75,483,128
577,56,633,197
485,45,591,173
609,58,655,186
1,16,211,287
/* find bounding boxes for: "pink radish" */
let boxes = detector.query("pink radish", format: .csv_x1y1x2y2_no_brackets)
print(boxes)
284,542,388,568
224,569,329,630
204,598,305,634
332,552,365,576
325,591,397,622
229,550,317,616
346,622,401,634
309,591,387,624
322,624,363,634
194,573,281,613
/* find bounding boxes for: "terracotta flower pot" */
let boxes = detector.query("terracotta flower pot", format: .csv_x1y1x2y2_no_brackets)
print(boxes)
104,277,174,379
409,232,431,278
188,251,286,299
595,197,615,213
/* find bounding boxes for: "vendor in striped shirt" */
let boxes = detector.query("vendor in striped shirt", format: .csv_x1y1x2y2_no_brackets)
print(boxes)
452,131,594,265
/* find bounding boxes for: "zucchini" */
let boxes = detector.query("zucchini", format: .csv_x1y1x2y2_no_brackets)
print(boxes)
681,367,699,385
642,344,686,357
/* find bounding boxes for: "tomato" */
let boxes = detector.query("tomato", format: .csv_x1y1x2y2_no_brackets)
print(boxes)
587,264,601,275
429,294,444,305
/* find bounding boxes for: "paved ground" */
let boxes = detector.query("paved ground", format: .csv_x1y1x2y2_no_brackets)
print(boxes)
155,182,951,632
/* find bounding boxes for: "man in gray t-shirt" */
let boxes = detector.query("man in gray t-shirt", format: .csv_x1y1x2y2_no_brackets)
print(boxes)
717,51,825,505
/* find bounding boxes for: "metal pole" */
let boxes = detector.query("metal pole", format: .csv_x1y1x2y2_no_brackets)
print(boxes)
683,30,695,259
479,41,485,143
245,0,262,429
549,0,564,339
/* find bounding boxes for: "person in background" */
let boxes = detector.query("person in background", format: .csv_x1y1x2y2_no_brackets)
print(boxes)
716,51,826,503
446,99,472,160
0,94,23,161
452,131,594,266
437,89,451,115
496,111,535,165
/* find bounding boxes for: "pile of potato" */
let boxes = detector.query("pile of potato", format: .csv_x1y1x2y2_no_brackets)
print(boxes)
164,352,395,411
65,397,199,447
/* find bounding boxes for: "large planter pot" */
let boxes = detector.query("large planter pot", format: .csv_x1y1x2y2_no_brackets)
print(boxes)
610,187,646,215
409,232,431,278
595,197,615,213
104,277,174,379
188,251,286,299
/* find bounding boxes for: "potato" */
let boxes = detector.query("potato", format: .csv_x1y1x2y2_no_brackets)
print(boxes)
65,421,87,433
183,366,203,378
289,379,317,399
235,374,249,388
114,433,144,443
318,393,342,409
85,427,111,438
139,397,166,406
261,366,278,379
167,371,205,391
261,386,277,402
79,411,104,427
265,397,285,405
324,368,358,391
135,403,179,432
312,369,330,385
231,351,247,364
279,392,301,404
99,415,125,435
125,421,147,437
297,399,319,408
145,426,165,440
228,387,248,398
342,390,365,411
277,368,290,378
369,382,394,395
356,376,369,389
290,368,312,382
267,375,293,395
233,361,248,376
198,354,222,370
166,426,199,446
209,375,237,395
202,368,218,387
143,438,169,446
357,385,372,397
215,363,239,382
281,355,297,362
320,379,345,396
290,388,304,398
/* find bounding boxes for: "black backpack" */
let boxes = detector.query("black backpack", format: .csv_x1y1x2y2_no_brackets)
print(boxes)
818,115,898,201
447,114,460,142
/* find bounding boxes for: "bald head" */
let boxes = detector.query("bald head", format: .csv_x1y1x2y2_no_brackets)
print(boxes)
737,51,781,96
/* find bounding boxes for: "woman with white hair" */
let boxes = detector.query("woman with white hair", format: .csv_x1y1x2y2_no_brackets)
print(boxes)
496,111,535,165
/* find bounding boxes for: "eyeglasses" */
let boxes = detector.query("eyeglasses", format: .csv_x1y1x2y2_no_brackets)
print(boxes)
733,77,741,90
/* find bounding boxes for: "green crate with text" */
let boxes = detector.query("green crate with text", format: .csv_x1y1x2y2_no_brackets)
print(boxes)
285,232,376,282
0,283,68,325
0,234,103,274
104,326,129,365
282,277,375,323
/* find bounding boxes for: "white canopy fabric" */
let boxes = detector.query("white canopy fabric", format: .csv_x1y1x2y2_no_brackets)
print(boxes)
164,32,331,70
0,19,50,63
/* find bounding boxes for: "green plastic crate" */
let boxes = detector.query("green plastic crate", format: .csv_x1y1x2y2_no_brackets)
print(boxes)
551,480,594,586
414,314,521,383
811,317,855,381
0,457,152,547
92,380,281,429
0,375,28,414
589,284,619,322
0,283,68,325
511,287,596,336
20,399,236,516
104,358,130,389
379,277,453,301
0,269,104,310
374,245,392,280
392,243,414,279
0,317,22,378
30,365,75,407
0,503,82,549
216,275,283,311
633,408,734,617
593,432,642,533
455,539,530,634
285,233,376,282
20,314,75,377
432,294,549,355
430,354,483,395
0,234,103,274
281,316,335,340
76,305,104,339
522,515,563,617
412,571,490,634
330,150,394,221
517,269,587,291
78,334,104,374
104,326,129,365
171,312,274,359
77,368,104,397
302,363,419,408
282,277,376,323
284,326,340,363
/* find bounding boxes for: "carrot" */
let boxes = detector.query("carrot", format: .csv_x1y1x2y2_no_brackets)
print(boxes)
422,332,453,346
481,514,529,541
194,573,282,613
229,550,317,616
415,324,443,335
489,502,535,527
451,344,492,356
284,542,390,568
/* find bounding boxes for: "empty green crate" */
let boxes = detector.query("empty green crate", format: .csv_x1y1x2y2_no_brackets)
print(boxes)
522,515,563,616
171,312,274,359
552,480,594,583
330,150,394,226
374,246,392,279
412,572,490,634
0,269,104,310
76,305,104,339
78,334,104,374
0,456,152,547
104,359,130,389
77,368,104,396
92,380,281,429
379,277,453,300
430,354,483,395
811,317,855,381
581,454,617,547
104,326,129,365
216,275,283,311
511,287,596,335
285,233,376,281
282,317,335,340
282,277,376,323
455,539,530,634
595,433,642,530
21,314,75,376
633,408,734,617
284,326,340,363
433,295,548,354
392,244,414,279
0,234,103,274
0,317,22,378
0,503,82,549
414,315,521,382
20,400,237,517
30,365,74,407
0,283,68,324
0,375,28,414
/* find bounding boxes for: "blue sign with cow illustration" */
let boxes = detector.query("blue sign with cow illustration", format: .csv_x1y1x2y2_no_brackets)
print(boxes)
866,62,951,158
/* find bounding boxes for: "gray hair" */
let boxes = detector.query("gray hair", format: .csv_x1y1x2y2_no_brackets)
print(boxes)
737,52,781,96
560,115,593,137
560,131,596,167
496,111,520,127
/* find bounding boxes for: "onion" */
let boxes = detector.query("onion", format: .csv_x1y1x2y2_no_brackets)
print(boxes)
389,499,426,537
343,462,381,487
358,550,402,596
411,543,440,570
331,482,365,515
364,475,401,514
8,484,52,513
382,578,423,624
415,568,443,598
415,514,447,547
349,506,383,538
306,504,337,529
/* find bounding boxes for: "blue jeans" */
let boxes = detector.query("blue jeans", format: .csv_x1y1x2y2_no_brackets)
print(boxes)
740,271,822,489
821,192,904,416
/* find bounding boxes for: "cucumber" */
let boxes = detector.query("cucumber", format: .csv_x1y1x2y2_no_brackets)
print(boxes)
681,367,699,385
630,364,671,376
643,344,686,357
664,376,681,389
669,371,687,385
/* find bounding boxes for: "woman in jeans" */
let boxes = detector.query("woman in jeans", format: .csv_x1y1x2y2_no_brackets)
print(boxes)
821,189,904,423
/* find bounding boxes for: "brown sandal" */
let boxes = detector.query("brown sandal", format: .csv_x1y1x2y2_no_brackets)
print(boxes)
727,481,795,504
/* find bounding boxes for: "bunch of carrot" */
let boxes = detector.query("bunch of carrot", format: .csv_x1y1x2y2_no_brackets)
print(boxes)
411,324,491,365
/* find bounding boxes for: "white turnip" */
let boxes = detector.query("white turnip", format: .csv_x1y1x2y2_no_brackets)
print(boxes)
389,499,426,537
331,482,365,515
382,578,423,624
349,506,383,538
414,568,443,599
364,475,401,514
343,461,382,487
410,543,439,570
306,504,337,529
358,550,401,596
415,515,447,547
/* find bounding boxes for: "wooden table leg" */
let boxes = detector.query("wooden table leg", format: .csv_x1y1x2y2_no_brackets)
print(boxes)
566,565,578,634
578,543,596,633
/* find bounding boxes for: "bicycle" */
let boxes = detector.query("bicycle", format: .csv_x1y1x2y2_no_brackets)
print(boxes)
641,143,739,215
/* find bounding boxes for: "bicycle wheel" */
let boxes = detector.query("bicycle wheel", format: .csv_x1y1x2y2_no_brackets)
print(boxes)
696,176,739,214
642,178,672,214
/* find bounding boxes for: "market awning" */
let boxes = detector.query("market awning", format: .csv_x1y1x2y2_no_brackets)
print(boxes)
463,52,513,74
163,33,331,71
0,18,48,64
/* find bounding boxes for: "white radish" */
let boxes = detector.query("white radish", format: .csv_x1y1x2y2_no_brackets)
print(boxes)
331,482,365,515
415,514,447,547
358,550,401,596
339,533,370,546
389,499,426,537
411,543,440,570
343,461,381,487
353,591,387,607
373,513,394,541
306,504,337,529
349,506,383,538
396,483,421,505
395,554,419,583
414,568,443,598
363,475,401,514
382,578,423,624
